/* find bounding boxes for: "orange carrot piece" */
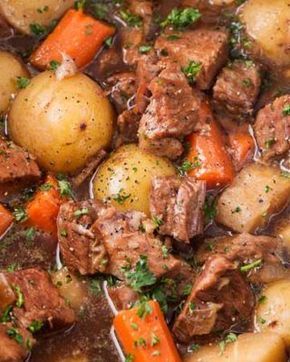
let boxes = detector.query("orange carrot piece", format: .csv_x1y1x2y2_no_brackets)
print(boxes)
113,300,182,362
30,9,115,70
26,175,62,236
228,130,254,170
187,102,235,188
0,204,13,236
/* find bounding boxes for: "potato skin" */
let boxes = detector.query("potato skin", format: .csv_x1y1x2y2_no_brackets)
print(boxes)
0,51,29,114
256,279,290,346
8,71,114,173
184,332,287,362
93,144,176,215
240,0,290,66
0,0,74,34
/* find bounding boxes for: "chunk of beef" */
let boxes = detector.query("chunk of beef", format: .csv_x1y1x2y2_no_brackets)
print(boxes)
58,200,194,286
155,28,229,90
128,0,153,37
173,255,254,343
0,274,15,311
150,176,206,242
57,200,108,275
254,95,290,160
106,72,137,113
0,137,40,184
197,233,290,284
116,109,141,145
108,283,139,310
120,27,144,66
213,60,261,117
138,62,200,159
0,324,34,362
3,268,75,330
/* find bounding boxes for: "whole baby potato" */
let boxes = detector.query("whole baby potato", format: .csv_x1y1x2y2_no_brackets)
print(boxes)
256,279,290,346
9,71,114,173
93,144,176,215
240,0,290,66
0,51,29,114
0,0,74,34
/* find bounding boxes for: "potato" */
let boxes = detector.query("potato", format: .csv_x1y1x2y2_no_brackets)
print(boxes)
216,163,290,233
8,71,114,173
0,0,74,34
184,332,287,362
0,51,29,114
255,279,290,346
51,267,88,310
275,216,290,247
240,0,290,66
93,144,176,215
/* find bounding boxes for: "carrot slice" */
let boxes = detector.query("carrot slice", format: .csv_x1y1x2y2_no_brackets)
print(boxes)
26,175,62,236
113,300,181,362
0,204,13,236
187,101,235,188
30,9,115,70
227,130,254,171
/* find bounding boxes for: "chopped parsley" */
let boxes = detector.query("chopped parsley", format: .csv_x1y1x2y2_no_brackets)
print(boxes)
89,279,103,296
112,189,131,205
264,138,276,149
37,5,49,13
281,170,290,178
231,206,241,213
74,208,89,218
74,0,86,10
123,256,157,292
14,286,24,308
219,333,238,355
29,23,47,37
60,229,68,237
151,333,160,346
182,284,192,296
182,61,202,83
94,3,109,20
138,44,152,54
13,207,27,223
39,182,53,191
104,36,113,48
240,259,263,273
120,10,142,27
48,60,60,71
130,322,138,330
282,104,290,116
161,8,201,29
178,157,201,175
125,354,135,362
58,179,73,198
134,337,146,347
136,300,153,319
242,78,252,87
204,196,217,223
189,343,200,352
6,263,19,273
152,215,164,228
7,327,23,345
161,245,169,259
28,320,44,333
0,305,13,323
264,185,272,193
26,227,36,242
258,295,267,304
16,76,30,89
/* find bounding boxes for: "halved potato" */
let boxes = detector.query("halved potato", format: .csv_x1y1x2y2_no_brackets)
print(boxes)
274,215,290,247
93,144,176,215
184,332,287,362
0,0,74,34
9,71,114,173
240,0,290,66
0,51,29,114
216,163,290,232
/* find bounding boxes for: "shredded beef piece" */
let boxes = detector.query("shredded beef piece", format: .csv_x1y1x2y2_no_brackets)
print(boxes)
116,109,141,145
197,233,290,284
3,268,75,330
106,72,137,113
120,27,144,66
173,255,254,343
155,28,228,90
254,95,290,160
0,137,40,185
150,176,206,242
0,324,34,362
138,62,200,159
128,0,153,37
213,60,261,117
58,200,194,287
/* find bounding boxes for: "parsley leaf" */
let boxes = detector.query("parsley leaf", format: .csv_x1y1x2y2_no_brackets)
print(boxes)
58,179,73,198
182,61,202,83
120,10,142,27
282,104,290,116
16,76,30,89
240,259,263,273
161,8,201,29
28,320,44,333
13,207,27,223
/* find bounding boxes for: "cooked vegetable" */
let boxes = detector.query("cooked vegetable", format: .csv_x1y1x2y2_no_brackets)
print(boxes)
275,216,290,247
184,332,287,362
255,279,290,346
240,0,290,66
113,300,181,362
186,102,235,188
227,130,254,170
26,175,62,236
0,0,74,35
9,71,114,173
0,203,13,236
216,163,290,232
93,144,176,215
0,51,29,114
30,8,115,70
51,267,87,310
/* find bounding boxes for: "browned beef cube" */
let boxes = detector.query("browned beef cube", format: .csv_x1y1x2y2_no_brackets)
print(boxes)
117,109,141,145
138,62,200,159
155,28,228,89
150,176,206,242
172,255,254,343
106,72,137,113
120,27,144,66
197,233,289,284
57,200,108,275
213,60,261,117
254,95,290,160
108,284,139,311
0,324,34,362
4,268,75,330
0,137,40,184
